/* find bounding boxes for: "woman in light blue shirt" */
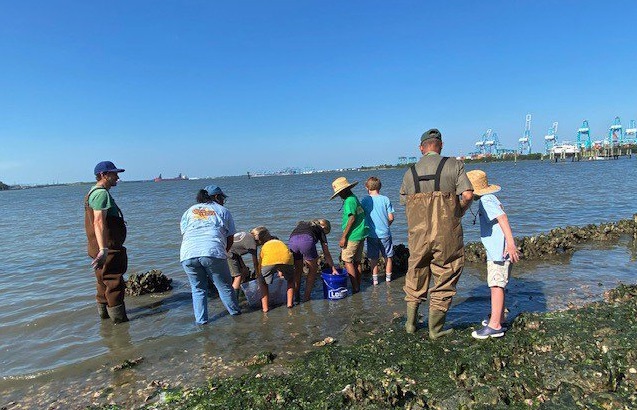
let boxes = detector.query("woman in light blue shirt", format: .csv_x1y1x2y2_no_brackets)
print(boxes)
180,185,241,324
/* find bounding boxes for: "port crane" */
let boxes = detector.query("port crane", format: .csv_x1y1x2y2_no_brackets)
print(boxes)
518,114,532,154
608,117,623,146
576,120,592,150
624,120,636,145
544,122,559,153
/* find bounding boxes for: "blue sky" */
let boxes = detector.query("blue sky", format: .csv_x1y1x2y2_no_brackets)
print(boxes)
1,1,635,184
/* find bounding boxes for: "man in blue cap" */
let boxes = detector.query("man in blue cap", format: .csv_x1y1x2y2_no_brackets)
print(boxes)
84,161,129,323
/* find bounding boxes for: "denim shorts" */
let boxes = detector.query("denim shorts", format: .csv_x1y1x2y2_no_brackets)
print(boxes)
487,260,511,288
366,236,394,259
288,234,318,261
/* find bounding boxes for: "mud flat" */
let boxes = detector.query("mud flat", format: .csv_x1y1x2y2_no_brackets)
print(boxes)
145,284,637,409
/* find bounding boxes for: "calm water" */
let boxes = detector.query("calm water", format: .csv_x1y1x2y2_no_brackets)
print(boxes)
1,159,636,404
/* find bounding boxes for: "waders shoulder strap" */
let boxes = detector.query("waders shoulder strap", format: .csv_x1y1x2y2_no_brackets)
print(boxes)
411,157,449,193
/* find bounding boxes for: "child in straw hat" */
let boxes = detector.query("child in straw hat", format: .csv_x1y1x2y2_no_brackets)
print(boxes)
466,170,520,339
330,177,368,293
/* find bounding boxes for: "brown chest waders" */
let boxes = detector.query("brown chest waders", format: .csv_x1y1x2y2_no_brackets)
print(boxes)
403,157,465,312
84,188,128,309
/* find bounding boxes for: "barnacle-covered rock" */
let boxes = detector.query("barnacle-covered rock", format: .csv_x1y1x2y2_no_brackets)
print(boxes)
125,269,173,296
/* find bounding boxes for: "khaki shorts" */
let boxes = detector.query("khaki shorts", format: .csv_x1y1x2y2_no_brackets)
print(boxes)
487,260,511,288
341,239,364,263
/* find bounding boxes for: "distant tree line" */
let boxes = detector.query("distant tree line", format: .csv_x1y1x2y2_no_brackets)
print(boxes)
0,181,9,190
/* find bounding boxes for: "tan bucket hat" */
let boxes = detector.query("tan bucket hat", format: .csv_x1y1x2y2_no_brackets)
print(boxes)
467,170,500,196
330,177,358,200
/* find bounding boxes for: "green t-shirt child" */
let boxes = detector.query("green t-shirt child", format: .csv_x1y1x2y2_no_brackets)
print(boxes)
342,194,368,241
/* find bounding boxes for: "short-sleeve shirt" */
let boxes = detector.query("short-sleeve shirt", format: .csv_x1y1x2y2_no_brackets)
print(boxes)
477,194,506,262
361,194,395,239
260,239,294,266
228,232,257,257
290,221,328,245
180,202,236,262
87,185,121,217
399,152,473,205
342,194,368,241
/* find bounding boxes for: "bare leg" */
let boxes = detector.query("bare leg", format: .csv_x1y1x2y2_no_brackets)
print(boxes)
370,258,379,285
303,259,319,302
259,281,269,313
488,286,505,329
232,275,242,292
344,261,359,293
286,278,295,308
354,261,362,289
293,259,303,302
385,257,393,276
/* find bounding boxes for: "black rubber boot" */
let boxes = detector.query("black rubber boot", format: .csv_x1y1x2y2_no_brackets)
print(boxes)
405,302,419,334
429,309,453,340
97,303,109,319
106,304,129,324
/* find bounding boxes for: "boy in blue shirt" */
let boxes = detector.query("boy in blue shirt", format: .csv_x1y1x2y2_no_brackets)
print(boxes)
467,170,520,339
361,177,395,285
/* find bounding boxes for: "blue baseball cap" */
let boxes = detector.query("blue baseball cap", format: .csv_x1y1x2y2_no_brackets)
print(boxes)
204,184,227,198
94,161,125,175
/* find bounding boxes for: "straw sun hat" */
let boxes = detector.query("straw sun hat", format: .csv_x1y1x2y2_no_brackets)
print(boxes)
330,177,358,200
467,170,501,197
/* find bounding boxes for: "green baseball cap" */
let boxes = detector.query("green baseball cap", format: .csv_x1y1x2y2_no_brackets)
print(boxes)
420,128,442,143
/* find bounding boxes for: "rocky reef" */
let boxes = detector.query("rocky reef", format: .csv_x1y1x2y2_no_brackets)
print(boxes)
148,283,637,409
465,217,636,263
125,269,173,296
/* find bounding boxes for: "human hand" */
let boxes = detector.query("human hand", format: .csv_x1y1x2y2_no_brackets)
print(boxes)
339,237,346,248
91,248,108,269
331,266,340,275
504,243,520,263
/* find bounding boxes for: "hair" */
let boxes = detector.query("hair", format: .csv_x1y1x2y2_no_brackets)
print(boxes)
421,138,442,151
365,176,381,191
196,189,213,204
250,226,272,244
196,190,225,205
311,219,331,234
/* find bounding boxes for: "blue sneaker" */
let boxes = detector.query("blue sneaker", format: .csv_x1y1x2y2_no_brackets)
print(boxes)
472,325,505,339
481,319,509,330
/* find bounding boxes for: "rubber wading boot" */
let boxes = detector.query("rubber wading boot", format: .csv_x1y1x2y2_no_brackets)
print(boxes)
106,304,129,324
97,303,109,319
429,309,453,340
405,302,419,334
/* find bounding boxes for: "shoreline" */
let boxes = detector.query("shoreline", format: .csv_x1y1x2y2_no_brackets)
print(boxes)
2,219,636,409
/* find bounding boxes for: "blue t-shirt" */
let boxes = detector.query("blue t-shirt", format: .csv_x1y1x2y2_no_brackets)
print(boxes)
477,194,506,262
180,202,236,262
361,194,395,238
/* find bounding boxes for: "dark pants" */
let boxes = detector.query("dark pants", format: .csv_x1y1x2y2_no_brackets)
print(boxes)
95,248,127,307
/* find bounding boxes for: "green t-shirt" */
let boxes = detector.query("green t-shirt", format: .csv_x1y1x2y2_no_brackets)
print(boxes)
341,195,368,241
88,185,121,217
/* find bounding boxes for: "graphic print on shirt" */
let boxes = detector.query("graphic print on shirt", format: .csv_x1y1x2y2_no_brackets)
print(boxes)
192,208,216,220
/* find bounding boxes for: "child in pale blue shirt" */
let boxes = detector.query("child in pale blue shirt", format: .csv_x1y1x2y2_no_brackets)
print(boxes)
361,176,395,285
467,170,519,339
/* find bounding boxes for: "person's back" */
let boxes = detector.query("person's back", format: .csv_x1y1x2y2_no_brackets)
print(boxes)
361,176,395,284
260,238,294,266
401,129,473,339
361,194,393,239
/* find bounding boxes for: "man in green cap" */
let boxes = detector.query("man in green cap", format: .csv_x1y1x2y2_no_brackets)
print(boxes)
399,129,473,339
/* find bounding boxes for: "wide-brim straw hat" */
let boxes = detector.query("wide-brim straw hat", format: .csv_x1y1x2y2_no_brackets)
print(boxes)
330,177,358,200
467,170,501,196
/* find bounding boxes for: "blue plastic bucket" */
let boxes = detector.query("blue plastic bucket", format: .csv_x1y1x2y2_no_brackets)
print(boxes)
321,269,348,300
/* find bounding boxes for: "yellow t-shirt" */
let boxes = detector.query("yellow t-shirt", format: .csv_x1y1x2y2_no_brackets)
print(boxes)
260,239,294,266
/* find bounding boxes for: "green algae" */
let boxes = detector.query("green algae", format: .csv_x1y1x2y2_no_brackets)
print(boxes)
147,284,637,409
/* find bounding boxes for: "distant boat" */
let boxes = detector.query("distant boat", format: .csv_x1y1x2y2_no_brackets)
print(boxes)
154,173,189,182
550,143,578,155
